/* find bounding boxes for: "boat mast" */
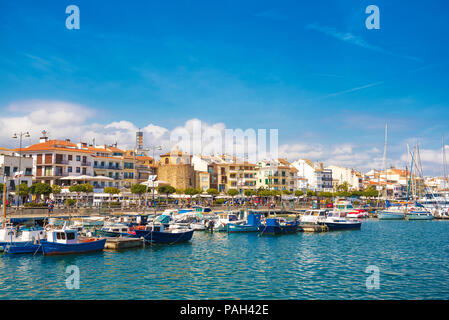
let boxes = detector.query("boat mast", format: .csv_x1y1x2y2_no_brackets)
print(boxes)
383,122,388,200
443,135,448,190
405,147,415,211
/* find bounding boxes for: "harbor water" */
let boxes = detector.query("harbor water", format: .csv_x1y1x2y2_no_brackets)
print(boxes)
1,219,449,299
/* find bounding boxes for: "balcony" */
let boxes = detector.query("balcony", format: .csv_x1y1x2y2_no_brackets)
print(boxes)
81,162,92,166
54,160,69,165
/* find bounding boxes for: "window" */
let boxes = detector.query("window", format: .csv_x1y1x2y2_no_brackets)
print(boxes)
4,166,10,176
13,167,18,173
56,232,61,240
68,167,72,172
76,167,80,173
68,155,73,161
67,232,75,240
76,155,81,161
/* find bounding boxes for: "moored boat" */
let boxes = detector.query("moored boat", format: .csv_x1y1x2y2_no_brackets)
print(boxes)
40,229,106,255
132,224,194,244
227,213,262,233
321,211,362,231
258,218,299,235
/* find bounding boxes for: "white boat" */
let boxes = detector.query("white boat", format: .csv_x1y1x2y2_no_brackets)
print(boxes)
0,223,46,251
377,206,406,220
300,210,327,225
322,211,362,230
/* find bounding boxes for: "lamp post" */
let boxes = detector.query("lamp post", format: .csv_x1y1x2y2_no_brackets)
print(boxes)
148,145,162,215
12,131,30,209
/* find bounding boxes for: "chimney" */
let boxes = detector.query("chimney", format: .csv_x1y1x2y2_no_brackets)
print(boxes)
39,136,49,143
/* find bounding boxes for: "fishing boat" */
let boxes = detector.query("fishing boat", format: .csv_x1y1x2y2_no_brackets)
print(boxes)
322,211,362,231
215,212,245,231
131,224,194,244
40,228,106,255
2,226,46,254
0,224,46,252
258,218,299,235
94,224,131,237
227,213,262,233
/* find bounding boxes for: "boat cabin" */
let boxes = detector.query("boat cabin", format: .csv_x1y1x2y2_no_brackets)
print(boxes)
300,210,327,224
47,229,78,244
20,227,45,242
102,225,129,233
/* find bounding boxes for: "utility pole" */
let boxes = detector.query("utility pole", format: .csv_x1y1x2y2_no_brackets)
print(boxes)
2,176,7,224
12,131,30,209
148,145,162,215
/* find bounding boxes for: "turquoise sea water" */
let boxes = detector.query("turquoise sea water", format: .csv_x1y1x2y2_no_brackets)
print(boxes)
1,219,449,300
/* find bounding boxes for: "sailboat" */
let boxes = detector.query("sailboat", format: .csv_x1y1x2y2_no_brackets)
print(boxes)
377,123,406,220
405,143,434,220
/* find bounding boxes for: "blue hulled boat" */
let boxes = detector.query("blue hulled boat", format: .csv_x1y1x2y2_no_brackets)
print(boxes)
258,218,299,235
4,241,42,254
94,224,131,238
40,229,106,255
321,211,362,231
132,224,194,244
227,213,262,233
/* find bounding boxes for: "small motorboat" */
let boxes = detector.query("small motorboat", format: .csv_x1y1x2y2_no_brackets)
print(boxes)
40,228,106,255
258,218,299,235
94,224,131,237
300,210,327,225
227,213,262,233
132,224,194,244
346,209,368,219
322,211,362,231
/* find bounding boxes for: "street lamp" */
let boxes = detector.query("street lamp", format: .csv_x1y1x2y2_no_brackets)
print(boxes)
147,145,162,215
12,131,30,209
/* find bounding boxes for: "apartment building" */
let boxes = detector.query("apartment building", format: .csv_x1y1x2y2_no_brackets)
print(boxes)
17,137,94,186
89,145,123,189
291,159,333,192
326,165,363,191
255,158,298,192
0,154,33,190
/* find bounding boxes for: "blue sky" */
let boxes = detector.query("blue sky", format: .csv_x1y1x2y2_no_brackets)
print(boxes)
1,0,448,174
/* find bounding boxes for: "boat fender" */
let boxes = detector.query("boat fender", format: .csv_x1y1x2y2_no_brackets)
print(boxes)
44,224,54,232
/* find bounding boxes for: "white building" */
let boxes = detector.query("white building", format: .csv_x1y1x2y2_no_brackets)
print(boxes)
326,165,363,190
0,154,34,190
291,159,333,192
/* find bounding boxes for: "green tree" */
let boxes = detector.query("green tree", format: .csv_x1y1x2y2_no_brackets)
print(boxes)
51,184,62,195
227,189,239,207
207,188,219,204
31,183,52,201
306,189,316,197
294,190,304,197
69,183,94,207
0,183,3,194
337,182,350,192
184,188,200,205
282,190,293,195
131,184,147,206
157,185,176,205
104,186,120,205
16,183,29,205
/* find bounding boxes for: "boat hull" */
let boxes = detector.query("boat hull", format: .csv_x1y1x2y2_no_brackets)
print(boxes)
406,213,434,220
4,242,43,254
226,224,259,233
258,224,299,235
40,238,106,255
133,229,194,244
94,230,131,238
323,221,361,231
377,211,405,220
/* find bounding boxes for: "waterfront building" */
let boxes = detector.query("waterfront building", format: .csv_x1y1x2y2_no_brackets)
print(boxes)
16,136,94,186
326,165,363,191
215,161,257,194
89,145,123,189
291,159,333,192
0,154,33,190
157,146,195,190
255,158,298,192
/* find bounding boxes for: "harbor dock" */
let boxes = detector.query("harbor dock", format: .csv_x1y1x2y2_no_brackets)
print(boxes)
104,237,145,250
